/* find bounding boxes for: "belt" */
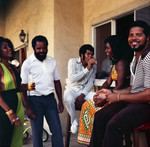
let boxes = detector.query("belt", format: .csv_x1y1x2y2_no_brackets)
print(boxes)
45,93,54,97
30,93,54,97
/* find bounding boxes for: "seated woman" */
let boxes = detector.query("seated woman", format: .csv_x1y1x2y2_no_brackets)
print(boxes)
0,37,34,147
77,35,133,146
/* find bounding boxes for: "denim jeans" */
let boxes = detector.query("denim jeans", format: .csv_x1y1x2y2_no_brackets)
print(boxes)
29,94,64,147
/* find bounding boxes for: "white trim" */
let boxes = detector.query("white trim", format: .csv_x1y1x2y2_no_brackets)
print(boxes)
111,19,116,35
93,20,112,28
92,20,112,57
94,79,115,87
92,26,96,59
134,10,136,21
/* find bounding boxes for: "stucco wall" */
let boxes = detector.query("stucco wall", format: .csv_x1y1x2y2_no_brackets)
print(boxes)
54,0,84,134
0,2,5,36
5,0,54,57
84,0,150,43
54,0,84,79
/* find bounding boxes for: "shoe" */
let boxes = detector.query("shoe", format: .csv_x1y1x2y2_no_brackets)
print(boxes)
71,120,79,134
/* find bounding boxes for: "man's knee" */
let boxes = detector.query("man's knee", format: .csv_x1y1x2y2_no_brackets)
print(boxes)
64,92,77,105
64,95,75,105
106,118,122,133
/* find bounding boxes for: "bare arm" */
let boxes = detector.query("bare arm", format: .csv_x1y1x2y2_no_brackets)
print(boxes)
100,66,113,89
94,60,131,106
120,88,150,103
113,86,132,94
106,88,150,103
114,60,130,90
54,80,64,113
0,65,21,126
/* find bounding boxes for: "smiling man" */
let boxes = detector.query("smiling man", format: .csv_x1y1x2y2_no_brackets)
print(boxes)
90,20,150,147
64,44,97,134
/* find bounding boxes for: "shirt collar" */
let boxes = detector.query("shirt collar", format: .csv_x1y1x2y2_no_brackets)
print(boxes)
77,57,82,64
30,53,37,62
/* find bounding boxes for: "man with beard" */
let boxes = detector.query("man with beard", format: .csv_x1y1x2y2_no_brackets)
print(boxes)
89,20,150,147
64,44,97,134
21,35,64,147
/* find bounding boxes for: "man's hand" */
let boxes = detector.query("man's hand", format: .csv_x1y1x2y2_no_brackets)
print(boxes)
75,94,85,109
87,57,96,70
106,93,118,104
93,92,107,107
25,107,36,120
58,101,64,113
28,82,35,91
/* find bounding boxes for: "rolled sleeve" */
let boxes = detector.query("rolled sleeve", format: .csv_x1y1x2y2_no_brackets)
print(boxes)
68,58,89,83
54,62,60,81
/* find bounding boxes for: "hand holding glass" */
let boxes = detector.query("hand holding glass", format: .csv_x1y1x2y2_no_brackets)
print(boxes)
28,82,35,90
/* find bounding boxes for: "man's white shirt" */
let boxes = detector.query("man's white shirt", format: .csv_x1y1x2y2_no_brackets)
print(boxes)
65,57,96,96
21,53,60,96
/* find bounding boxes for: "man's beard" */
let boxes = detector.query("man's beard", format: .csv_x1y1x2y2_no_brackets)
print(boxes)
129,40,147,52
34,52,47,61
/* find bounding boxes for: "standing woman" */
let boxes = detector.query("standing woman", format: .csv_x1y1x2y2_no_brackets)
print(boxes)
0,37,25,147
77,35,133,146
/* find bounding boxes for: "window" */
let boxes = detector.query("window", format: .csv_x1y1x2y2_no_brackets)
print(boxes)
94,5,150,79
96,22,111,78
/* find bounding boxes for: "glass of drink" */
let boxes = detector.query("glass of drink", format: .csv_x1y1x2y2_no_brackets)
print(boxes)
28,75,35,90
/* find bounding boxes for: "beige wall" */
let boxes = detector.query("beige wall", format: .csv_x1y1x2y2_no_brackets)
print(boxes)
5,0,54,57
84,0,150,43
54,0,84,133
0,3,5,36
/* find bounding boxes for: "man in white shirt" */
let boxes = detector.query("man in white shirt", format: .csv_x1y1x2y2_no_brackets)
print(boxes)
64,44,97,134
21,35,64,147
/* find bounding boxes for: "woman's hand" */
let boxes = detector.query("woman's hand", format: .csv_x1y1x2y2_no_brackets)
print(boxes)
97,89,112,95
8,113,21,126
93,89,112,107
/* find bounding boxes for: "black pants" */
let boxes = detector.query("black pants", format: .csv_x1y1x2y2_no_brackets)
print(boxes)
0,90,18,146
90,102,150,147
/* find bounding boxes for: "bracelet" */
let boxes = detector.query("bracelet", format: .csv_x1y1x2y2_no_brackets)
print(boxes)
6,109,13,116
117,93,120,102
12,117,19,123
111,89,114,93
15,117,19,121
